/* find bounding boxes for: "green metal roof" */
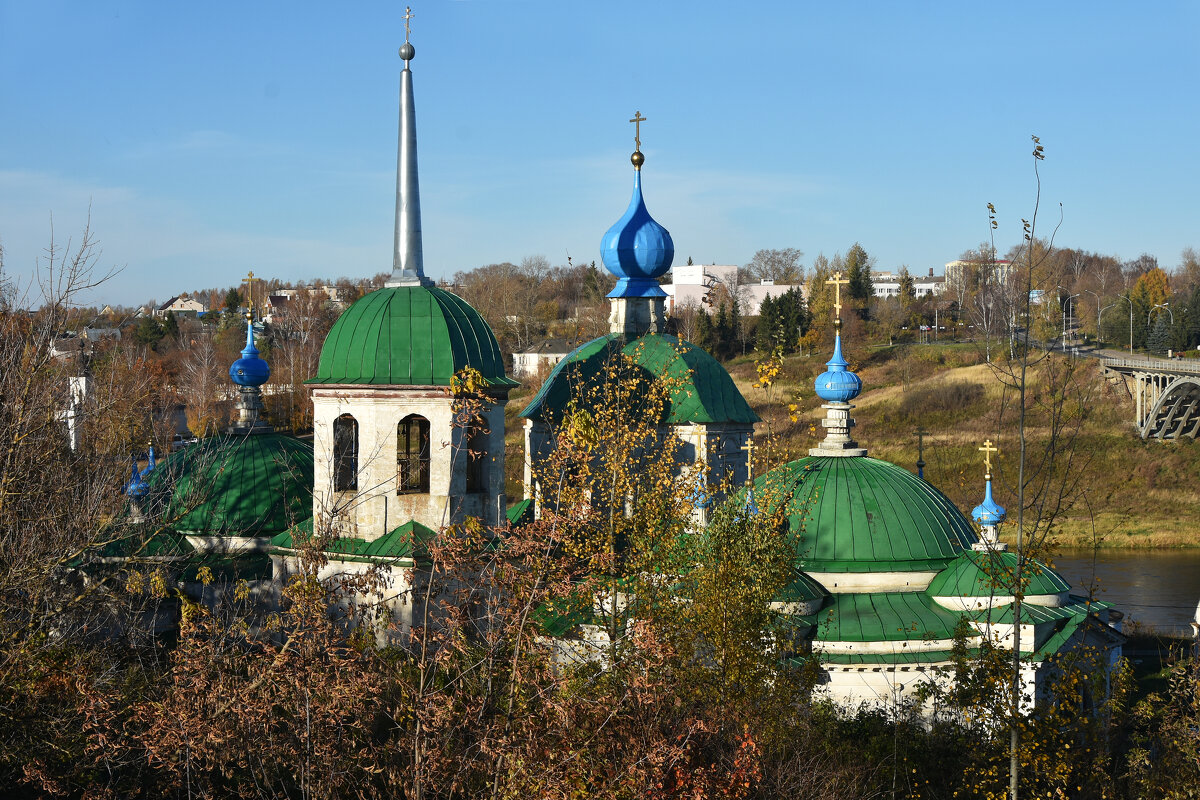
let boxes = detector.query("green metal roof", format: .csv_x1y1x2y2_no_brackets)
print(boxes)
752,456,976,573
506,498,534,527
520,333,758,425
803,592,967,643
802,649,973,666
926,550,1071,598
271,518,435,564
965,597,1111,626
144,433,314,537
777,572,829,604
310,286,517,387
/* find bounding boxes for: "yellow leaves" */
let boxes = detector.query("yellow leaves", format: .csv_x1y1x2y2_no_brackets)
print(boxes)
563,408,598,453
149,568,170,599
752,350,784,390
197,565,214,586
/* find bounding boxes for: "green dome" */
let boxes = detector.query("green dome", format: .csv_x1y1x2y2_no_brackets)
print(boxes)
144,433,314,537
927,550,1071,599
520,333,758,425
752,456,976,573
310,286,517,387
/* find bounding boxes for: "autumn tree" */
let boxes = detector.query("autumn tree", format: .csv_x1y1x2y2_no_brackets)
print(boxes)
743,247,804,283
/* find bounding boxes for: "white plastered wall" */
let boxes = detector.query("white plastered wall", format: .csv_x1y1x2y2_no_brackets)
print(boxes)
312,386,508,541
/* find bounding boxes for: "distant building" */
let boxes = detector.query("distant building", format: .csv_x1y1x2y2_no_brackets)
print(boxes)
873,268,945,299
513,338,574,379
260,286,344,323
83,326,121,342
665,264,806,316
154,296,208,318
944,259,1017,293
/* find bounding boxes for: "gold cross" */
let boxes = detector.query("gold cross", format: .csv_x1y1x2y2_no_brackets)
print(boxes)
242,270,256,320
740,435,755,483
826,271,850,324
630,111,646,152
978,439,999,478
403,6,414,43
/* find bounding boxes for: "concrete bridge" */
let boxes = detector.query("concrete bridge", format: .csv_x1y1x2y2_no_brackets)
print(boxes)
1101,355,1200,440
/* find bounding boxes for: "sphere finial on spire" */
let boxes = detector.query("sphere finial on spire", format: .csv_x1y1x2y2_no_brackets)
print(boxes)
629,110,646,170
399,6,415,60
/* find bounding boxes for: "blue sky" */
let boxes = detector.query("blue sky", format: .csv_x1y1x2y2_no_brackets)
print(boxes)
2,1,1197,307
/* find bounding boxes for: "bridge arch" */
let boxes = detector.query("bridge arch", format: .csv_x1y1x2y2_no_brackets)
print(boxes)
1142,377,1200,440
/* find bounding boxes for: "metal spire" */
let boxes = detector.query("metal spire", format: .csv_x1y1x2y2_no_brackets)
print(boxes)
388,6,430,287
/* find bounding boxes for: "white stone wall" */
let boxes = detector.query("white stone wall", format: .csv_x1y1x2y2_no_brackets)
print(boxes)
271,552,416,644
312,386,508,540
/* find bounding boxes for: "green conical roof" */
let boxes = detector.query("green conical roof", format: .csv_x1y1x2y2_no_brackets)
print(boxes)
310,285,517,387
143,433,314,537
520,333,758,425
926,550,1071,598
752,456,977,573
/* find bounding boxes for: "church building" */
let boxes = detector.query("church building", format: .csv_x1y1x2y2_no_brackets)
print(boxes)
113,14,1123,709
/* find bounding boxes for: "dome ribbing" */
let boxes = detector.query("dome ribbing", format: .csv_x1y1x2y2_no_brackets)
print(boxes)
520,333,757,425
311,286,517,387
752,456,977,573
142,433,314,537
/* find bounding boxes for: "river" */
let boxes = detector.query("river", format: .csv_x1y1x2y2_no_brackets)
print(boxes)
1053,548,1200,637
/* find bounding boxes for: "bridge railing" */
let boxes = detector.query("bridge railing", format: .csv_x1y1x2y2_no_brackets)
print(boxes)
1100,356,1200,377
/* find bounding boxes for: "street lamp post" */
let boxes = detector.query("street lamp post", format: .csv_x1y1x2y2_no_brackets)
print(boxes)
1057,287,1080,348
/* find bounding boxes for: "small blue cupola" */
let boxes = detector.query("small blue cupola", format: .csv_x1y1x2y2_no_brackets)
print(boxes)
600,117,674,300
814,333,862,403
230,317,270,387
139,444,156,479
125,455,149,500
972,478,1006,526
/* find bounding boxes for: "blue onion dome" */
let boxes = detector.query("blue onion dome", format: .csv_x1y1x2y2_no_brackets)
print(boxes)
814,333,862,402
600,168,674,299
972,479,1007,526
230,318,270,387
139,445,156,479
125,455,149,500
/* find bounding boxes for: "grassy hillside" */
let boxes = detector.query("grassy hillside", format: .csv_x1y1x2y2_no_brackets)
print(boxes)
503,340,1200,548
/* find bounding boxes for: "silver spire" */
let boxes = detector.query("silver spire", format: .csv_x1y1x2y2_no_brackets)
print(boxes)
388,7,430,287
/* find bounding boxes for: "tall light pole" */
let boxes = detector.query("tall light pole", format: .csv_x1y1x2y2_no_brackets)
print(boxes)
1057,287,1080,348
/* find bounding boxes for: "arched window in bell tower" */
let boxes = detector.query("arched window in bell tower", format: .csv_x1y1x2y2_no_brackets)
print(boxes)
333,413,359,492
465,423,487,493
398,414,431,494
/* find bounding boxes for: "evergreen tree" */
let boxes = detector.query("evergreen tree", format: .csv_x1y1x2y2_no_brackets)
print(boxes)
695,308,714,353
133,317,165,349
845,243,873,320
897,267,916,304
224,288,242,315
582,262,600,302
1148,313,1171,355
162,311,179,342
755,295,776,352
728,298,742,357
713,302,731,360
